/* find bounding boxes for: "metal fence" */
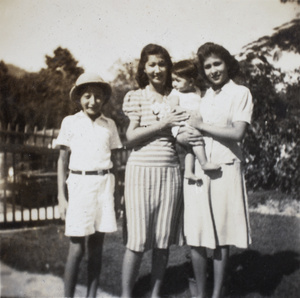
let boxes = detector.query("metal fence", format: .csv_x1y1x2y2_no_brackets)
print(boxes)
0,123,129,229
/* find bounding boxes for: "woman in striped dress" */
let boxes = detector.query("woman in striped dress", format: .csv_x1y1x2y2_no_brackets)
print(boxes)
121,44,189,297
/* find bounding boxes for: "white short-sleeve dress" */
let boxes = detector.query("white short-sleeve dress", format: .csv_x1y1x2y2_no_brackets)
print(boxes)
184,80,253,249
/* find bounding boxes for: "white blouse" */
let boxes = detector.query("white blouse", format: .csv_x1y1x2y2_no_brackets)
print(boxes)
200,80,253,164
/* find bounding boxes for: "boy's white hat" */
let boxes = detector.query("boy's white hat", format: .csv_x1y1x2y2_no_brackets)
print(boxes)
70,73,112,101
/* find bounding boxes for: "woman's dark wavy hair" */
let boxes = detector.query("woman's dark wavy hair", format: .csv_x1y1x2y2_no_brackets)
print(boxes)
197,42,240,82
136,44,173,89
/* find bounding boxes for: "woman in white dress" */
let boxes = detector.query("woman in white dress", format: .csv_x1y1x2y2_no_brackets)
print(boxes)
178,42,253,298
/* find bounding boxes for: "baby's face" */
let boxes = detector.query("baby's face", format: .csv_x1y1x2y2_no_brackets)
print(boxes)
172,74,193,93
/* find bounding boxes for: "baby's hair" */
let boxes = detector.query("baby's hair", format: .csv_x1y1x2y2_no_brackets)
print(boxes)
172,60,198,80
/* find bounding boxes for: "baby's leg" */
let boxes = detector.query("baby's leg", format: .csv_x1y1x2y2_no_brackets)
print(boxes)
184,152,199,181
193,145,220,171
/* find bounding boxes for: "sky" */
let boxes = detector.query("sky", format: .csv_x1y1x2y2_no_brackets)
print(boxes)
0,0,299,80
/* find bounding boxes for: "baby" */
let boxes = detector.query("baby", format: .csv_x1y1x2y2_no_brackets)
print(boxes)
169,60,220,181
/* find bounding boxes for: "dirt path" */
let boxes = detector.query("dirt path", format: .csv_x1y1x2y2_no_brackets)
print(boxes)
0,261,117,297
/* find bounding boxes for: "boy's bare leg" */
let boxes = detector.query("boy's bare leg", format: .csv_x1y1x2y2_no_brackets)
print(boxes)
87,232,105,298
193,146,220,171
184,152,199,181
64,237,85,297
121,248,143,297
151,248,169,298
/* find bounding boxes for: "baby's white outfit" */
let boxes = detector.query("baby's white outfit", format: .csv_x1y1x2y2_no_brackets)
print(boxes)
169,88,202,137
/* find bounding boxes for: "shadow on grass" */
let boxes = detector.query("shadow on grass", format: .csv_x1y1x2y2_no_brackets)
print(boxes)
133,262,191,297
227,250,300,297
132,250,300,297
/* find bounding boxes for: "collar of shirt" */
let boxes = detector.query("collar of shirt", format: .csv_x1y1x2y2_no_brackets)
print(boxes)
77,110,109,124
206,79,235,97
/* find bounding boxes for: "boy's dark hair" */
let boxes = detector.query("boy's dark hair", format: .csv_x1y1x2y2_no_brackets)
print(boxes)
197,42,240,81
136,43,173,89
172,60,198,80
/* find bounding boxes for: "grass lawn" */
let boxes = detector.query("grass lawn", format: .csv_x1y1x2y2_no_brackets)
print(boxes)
1,193,300,297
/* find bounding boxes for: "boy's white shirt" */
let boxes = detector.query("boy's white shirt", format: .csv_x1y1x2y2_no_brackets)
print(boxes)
56,111,122,171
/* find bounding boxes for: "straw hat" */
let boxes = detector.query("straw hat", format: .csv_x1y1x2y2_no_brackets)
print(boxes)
69,73,112,101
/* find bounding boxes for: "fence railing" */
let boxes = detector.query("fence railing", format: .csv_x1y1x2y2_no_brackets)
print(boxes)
0,123,129,229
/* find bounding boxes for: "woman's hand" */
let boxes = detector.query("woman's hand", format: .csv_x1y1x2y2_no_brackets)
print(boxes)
176,125,204,147
187,111,203,130
161,110,189,128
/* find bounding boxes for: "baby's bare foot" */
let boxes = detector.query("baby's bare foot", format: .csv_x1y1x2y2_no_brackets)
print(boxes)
184,173,199,181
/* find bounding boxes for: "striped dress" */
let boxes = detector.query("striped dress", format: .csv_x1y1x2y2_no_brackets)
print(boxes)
122,86,184,252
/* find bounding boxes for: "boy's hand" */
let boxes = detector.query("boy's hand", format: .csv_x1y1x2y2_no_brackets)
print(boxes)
58,195,68,220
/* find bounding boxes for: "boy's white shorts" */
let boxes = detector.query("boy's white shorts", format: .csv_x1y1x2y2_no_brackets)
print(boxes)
65,173,117,237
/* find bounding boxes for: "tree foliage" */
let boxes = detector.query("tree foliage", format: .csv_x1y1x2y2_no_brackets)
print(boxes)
280,0,300,4
238,18,300,194
105,59,139,127
0,47,83,129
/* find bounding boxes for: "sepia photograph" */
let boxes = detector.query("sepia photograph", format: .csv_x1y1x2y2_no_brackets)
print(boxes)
0,0,299,297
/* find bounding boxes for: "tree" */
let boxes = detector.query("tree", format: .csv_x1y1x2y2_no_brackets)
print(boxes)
104,59,139,127
0,61,25,128
12,47,85,129
0,61,10,126
237,18,300,194
280,0,300,4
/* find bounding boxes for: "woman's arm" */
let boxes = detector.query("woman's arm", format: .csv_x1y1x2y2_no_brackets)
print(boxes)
200,122,248,142
126,110,189,146
57,148,69,220
201,121,248,142
176,125,204,147
188,113,248,142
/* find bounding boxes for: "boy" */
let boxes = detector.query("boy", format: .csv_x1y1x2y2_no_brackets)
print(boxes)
56,73,122,297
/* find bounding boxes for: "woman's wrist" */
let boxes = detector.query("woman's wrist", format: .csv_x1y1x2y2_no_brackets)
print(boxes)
192,121,202,131
158,119,168,130
198,121,207,132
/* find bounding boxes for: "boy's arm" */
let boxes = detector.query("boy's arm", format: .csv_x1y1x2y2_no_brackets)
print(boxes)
57,147,69,220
